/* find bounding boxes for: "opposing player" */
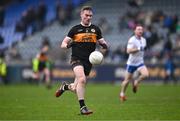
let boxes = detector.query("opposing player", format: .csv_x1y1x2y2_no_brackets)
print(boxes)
119,25,149,102
32,46,51,88
55,6,108,115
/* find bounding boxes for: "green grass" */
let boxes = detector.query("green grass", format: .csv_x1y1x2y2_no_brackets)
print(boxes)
0,83,180,120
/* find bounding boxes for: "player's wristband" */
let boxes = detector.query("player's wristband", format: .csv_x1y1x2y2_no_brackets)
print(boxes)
100,43,108,49
66,43,71,48
67,41,75,48
138,47,141,51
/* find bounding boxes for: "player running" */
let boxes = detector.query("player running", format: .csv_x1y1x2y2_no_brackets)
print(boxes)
55,6,108,115
119,25,149,102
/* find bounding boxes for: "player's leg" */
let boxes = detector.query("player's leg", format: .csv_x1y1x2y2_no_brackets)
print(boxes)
163,72,169,84
120,71,133,101
133,65,149,93
55,77,78,97
73,65,93,115
73,65,86,103
32,71,40,84
1,75,8,84
171,72,177,85
55,59,92,115
120,64,136,101
44,68,51,88
55,59,80,97
55,81,69,97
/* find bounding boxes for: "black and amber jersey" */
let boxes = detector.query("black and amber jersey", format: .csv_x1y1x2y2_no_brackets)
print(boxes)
67,24,102,61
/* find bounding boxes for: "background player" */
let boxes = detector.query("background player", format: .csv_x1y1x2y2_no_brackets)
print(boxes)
32,46,52,88
119,25,149,102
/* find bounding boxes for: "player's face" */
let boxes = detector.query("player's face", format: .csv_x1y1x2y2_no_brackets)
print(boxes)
81,10,93,26
135,26,143,37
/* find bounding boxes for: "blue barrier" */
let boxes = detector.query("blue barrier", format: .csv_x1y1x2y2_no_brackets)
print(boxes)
6,64,180,83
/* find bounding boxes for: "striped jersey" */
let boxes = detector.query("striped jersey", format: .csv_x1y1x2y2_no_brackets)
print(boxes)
67,23,102,61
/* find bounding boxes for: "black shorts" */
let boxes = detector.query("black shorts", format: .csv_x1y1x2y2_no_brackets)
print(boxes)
38,62,46,71
70,57,92,76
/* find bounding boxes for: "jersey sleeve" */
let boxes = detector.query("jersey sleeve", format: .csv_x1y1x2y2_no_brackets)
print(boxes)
96,26,103,40
127,37,134,49
144,38,147,47
67,27,75,39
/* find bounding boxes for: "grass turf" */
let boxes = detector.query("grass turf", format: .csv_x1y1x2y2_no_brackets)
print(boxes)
0,83,180,120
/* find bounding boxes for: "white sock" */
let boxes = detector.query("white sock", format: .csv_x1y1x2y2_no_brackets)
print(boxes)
120,92,125,97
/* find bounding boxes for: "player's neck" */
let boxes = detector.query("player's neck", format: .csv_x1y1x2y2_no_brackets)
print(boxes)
135,35,141,40
81,22,91,27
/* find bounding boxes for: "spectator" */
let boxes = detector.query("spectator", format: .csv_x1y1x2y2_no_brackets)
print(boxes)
97,17,112,34
163,53,177,84
15,11,28,36
0,53,8,84
0,6,5,27
118,15,128,32
35,0,47,31
144,26,159,49
66,0,74,23
0,34,4,44
55,0,67,25
170,15,178,33
163,15,173,29
112,45,127,63
127,0,139,8
163,39,172,54
26,6,36,26
7,44,21,60
173,34,180,56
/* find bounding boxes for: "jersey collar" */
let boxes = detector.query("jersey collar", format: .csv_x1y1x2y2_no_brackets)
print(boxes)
80,22,91,27
135,35,142,40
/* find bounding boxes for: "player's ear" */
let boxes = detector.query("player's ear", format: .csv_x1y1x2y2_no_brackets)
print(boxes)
80,10,83,17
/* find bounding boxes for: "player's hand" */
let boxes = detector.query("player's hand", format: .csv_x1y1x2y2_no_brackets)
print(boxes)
138,47,144,51
99,48,108,56
67,41,75,48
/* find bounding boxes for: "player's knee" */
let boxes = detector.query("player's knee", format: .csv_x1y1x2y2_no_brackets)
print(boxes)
69,83,76,92
78,76,86,84
33,73,39,79
142,72,149,79
122,79,130,84
44,69,50,75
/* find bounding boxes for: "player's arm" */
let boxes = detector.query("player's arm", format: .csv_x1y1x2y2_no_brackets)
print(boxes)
61,26,76,49
127,47,139,54
127,45,145,54
61,36,74,49
98,38,108,55
126,38,141,54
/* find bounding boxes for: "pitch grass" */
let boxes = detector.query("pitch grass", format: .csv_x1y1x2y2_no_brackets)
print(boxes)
0,83,180,120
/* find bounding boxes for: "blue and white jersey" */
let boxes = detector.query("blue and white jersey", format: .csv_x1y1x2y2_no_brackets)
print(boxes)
127,35,146,66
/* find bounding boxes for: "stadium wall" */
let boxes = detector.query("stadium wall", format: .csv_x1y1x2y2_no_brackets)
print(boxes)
6,64,180,84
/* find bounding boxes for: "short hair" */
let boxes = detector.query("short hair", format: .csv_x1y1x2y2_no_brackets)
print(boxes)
81,6,93,12
134,24,143,30
136,24,143,28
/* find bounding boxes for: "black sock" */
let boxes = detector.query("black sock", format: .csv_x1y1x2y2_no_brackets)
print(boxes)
64,85,69,90
79,99,85,108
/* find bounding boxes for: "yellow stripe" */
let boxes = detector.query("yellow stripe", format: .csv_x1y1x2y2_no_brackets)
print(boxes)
73,33,97,43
